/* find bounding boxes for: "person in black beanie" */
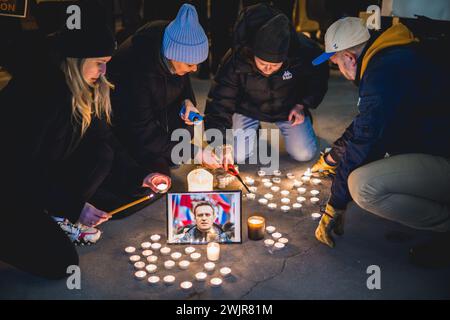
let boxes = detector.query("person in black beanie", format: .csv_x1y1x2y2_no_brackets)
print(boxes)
0,0,169,279
205,4,329,168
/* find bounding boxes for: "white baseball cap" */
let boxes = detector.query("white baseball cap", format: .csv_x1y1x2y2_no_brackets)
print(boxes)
312,17,370,66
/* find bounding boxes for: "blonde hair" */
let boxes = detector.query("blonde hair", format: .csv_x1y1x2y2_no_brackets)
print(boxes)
61,57,114,136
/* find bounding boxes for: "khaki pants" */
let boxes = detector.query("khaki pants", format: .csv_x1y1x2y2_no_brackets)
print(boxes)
348,154,450,232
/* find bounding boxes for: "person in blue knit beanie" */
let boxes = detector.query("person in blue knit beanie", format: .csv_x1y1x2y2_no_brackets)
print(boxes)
109,3,221,182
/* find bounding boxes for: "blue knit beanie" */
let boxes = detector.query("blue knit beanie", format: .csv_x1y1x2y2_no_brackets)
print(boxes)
162,3,209,64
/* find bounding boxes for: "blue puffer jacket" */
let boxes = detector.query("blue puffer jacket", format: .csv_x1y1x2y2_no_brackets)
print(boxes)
329,24,450,209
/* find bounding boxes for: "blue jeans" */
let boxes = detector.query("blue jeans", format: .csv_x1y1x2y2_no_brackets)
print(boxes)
232,113,318,163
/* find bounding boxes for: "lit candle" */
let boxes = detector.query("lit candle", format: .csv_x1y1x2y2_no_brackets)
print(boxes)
180,281,193,290
249,186,258,193
156,183,168,192
220,267,232,277
278,238,289,244
297,196,306,203
258,198,268,205
310,190,320,196
151,243,162,251
280,205,290,212
150,234,161,242
163,275,176,285
179,260,190,270
268,203,277,210
244,177,255,185
185,246,196,255
129,255,141,263
272,232,282,240
264,239,275,247
204,262,216,272
272,177,281,184
160,247,171,255
164,260,176,270
301,176,311,183
171,252,182,261
286,172,295,179
263,181,273,188
145,264,157,274
210,277,223,287
146,255,158,263
188,168,214,191
280,190,290,196
297,187,307,194
262,178,271,183
273,170,282,176
142,250,153,257
310,197,320,204
257,170,266,177
270,186,280,192
141,242,152,250
293,180,303,188
124,246,136,254
207,242,220,261
148,276,160,285
246,193,256,200
190,252,201,261
311,213,322,220
134,270,147,280
134,261,146,270
274,242,285,250
247,216,265,240
292,203,302,210
304,168,312,177
266,226,276,234
264,193,274,200
311,178,322,185
195,272,207,281
281,198,290,204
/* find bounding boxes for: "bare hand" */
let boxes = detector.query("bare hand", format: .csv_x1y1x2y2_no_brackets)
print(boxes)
78,203,110,227
142,173,172,193
288,104,305,127
196,147,222,169
217,144,234,171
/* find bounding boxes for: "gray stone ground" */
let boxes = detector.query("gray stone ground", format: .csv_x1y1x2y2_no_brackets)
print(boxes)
1,71,449,300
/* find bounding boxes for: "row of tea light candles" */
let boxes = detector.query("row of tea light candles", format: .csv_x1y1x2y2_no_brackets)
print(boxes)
247,216,289,251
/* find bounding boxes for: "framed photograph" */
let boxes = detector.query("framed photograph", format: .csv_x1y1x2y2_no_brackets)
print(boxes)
166,191,242,244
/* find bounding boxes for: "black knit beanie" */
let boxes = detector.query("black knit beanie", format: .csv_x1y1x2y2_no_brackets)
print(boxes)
252,14,290,63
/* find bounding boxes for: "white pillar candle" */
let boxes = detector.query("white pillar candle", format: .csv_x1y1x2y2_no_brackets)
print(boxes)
286,172,295,179
311,213,322,220
297,196,306,203
207,242,220,261
204,262,216,272
264,193,274,200
151,243,162,251
258,198,269,205
293,180,303,188
179,260,190,270
134,261,146,270
148,276,160,285
264,239,275,247
146,255,158,263
278,238,289,244
266,226,276,234
185,246,196,255
310,197,320,204
210,277,223,287
171,252,182,261
310,190,320,196
150,234,161,242
274,242,285,250
180,281,193,290
281,198,290,204
220,267,232,277
292,203,302,210
280,190,290,196
257,170,266,177
272,177,281,184
268,203,277,210
246,193,256,200
124,246,136,254
188,168,214,191
263,181,273,188
160,247,171,255
311,178,322,185
273,170,282,176
272,232,282,240
297,187,307,194
134,270,147,280
145,264,158,274
195,272,207,282
156,183,168,192
281,205,290,212
163,275,176,285
129,255,141,263
249,186,258,193
164,260,176,270
190,252,201,261
270,186,280,192
141,242,152,250
142,250,153,257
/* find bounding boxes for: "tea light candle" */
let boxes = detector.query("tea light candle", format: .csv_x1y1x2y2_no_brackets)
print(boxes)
247,216,265,240
272,177,281,184
207,242,220,261
257,170,266,177
264,193,274,200
179,260,190,270
310,190,320,196
293,180,303,188
220,267,232,277
262,178,271,183
273,170,282,176
185,246,196,255
195,272,207,282
292,203,302,210
311,213,322,220
249,186,258,193
301,176,311,183
311,178,322,185
141,242,152,250
134,270,147,280
297,187,307,194
263,181,273,188
180,281,193,290
142,250,153,257
281,198,290,204
156,183,168,192
266,226,276,234
246,193,256,200
280,190,290,196
210,277,223,287
190,252,201,261
297,196,306,203
274,242,285,250
304,168,312,177
148,276,160,285
129,255,141,263
204,262,216,272
264,239,275,247
278,238,289,244
146,255,158,263
281,205,290,212
124,246,136,254
150,234,161,242
268,203,277,210
270,186,280,192
272,232,282,240
164,260,176,270
245,177,255,185
145,264,157,274
171,252,182,261
160,247,171,255
310,197,320,204
151,243,162,251
286,172,295,179
134,261,146,270
163,275,175,285
258,198,269,205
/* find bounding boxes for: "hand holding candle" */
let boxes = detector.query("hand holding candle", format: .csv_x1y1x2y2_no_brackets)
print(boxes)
143,173,171,193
